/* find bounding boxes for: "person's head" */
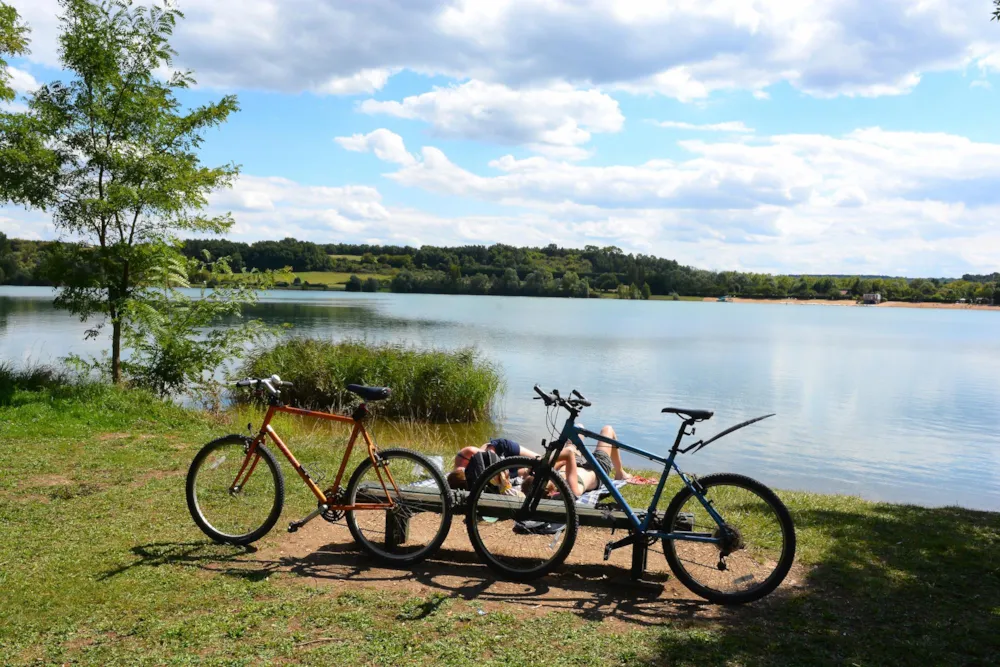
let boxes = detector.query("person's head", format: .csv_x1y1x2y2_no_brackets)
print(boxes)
453,446,480,470
446,467,467,490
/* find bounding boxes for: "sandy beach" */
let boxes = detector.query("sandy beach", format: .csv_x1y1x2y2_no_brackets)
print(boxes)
701,297,998,311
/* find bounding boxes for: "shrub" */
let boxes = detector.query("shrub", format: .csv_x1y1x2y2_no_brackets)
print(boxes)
345,275,362,292
362,277,380,292
238,338,504,422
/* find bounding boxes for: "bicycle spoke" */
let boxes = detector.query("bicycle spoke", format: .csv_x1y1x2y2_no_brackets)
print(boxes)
665,477,794,602
347,450,451,563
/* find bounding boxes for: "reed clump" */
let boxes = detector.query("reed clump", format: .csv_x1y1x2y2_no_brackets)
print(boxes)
238,338,504,422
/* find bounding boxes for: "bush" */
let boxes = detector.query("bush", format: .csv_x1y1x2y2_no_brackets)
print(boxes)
362,277,380,292
238,338,505,422
345,275,362,292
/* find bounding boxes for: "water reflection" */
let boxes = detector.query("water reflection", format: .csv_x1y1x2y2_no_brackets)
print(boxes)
2,286,1000,510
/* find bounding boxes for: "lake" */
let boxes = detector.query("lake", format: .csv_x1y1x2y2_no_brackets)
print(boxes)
3,285,1000,511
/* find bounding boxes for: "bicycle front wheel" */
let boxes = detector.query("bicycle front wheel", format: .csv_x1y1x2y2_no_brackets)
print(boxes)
663,473,795,605
465,456,578,581
345,448,453,565
186,435,285,545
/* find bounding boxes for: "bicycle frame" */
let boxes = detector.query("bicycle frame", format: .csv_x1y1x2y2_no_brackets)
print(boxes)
539,413,726,546
233,403,400,512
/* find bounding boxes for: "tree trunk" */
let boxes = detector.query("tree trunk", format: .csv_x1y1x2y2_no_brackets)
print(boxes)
111,319,121,384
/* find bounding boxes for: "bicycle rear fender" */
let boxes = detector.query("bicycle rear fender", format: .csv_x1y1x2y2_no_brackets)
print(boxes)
681,413,775,454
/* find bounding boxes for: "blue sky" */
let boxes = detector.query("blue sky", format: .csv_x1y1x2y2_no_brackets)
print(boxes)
3,0,1000,277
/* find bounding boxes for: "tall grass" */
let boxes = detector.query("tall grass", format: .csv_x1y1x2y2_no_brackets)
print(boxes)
238,338,505,422
0,362,72,405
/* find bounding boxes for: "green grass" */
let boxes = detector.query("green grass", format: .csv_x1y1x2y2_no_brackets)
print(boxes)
1,383,999,665
240,338,504,422
292,271,393,286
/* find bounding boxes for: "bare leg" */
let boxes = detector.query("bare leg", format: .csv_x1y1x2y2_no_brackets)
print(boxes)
594,425,632,481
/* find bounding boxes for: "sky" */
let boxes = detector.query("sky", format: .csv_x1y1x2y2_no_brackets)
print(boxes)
3,0,1000,277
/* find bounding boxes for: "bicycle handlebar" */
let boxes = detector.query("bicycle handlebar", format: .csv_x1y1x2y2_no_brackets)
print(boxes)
532,384,591,409
234,374,293,397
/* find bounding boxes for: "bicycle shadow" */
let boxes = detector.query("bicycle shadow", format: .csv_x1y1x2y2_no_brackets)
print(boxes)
103,536,739,627
269,540,721,626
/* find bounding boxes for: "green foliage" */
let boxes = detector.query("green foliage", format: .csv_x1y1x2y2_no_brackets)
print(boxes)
0,361,71,404
596,272,618,291
994,0,1000,21
361,276,380,292
239,338,504,422
0,2,29,102
0,0,241,383
119,249,275,398
4,233,1000,305
345,274,362,292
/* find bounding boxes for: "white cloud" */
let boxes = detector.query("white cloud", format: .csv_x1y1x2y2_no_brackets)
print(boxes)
360,81,622,158
7,66,38,93
312,69,392,95
317,126,1000,275
11,0,1000,100
334,129,416,166
656,120,754,133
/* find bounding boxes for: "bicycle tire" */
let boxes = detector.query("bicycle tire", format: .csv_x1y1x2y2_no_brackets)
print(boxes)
465,456,578,581
662,472,795,605
345,448,453,565
186,434,285,545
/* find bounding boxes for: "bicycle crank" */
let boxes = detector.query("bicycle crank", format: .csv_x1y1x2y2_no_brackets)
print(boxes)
288,502,328,533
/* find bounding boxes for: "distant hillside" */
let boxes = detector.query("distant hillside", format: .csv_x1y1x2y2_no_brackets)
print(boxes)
1,232,995,304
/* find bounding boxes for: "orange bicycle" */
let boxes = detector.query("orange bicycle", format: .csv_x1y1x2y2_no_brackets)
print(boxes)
185,374,453,565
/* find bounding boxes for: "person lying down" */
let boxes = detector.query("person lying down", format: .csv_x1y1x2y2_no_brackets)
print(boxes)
447,426,653,498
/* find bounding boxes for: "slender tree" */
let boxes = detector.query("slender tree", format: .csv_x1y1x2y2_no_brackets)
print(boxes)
994,0,1000,21
0,0,239,383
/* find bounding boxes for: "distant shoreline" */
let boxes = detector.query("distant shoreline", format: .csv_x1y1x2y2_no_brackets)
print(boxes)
703,297,999,311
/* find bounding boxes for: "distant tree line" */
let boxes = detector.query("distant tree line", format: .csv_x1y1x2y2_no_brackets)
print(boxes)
2,233,998,304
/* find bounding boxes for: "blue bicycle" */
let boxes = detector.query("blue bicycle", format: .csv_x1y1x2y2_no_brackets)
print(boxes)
463,386,796,605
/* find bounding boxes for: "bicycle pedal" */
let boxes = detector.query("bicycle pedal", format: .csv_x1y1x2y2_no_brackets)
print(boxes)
287,522,300,533
603,542,613,561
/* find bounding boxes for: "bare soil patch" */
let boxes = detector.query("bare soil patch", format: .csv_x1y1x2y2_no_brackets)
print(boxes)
214,517,809,627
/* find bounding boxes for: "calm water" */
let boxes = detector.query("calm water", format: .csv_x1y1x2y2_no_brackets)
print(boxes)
3,286,1000,511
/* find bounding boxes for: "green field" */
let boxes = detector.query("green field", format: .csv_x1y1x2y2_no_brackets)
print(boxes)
290,271,394,287
2,383,998,665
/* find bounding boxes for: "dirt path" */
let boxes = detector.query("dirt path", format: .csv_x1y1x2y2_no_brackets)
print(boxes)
224,517,807,627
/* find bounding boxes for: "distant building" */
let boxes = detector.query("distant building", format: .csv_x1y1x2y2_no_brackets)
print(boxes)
839,289,850,296
862,293,882,305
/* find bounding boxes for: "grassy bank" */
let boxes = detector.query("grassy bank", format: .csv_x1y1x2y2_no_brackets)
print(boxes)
291,271,392,287
1,384,998,665
240,338,504,422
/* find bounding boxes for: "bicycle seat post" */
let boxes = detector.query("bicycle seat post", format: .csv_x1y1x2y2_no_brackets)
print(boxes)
670,418,695,454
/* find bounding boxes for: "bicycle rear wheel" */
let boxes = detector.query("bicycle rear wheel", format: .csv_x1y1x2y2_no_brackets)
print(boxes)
345,448,453,565
465,456,578,581
662,473,795,604
186,435,285,545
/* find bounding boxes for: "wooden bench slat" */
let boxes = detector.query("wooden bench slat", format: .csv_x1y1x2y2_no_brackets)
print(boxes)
356,482,639,529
